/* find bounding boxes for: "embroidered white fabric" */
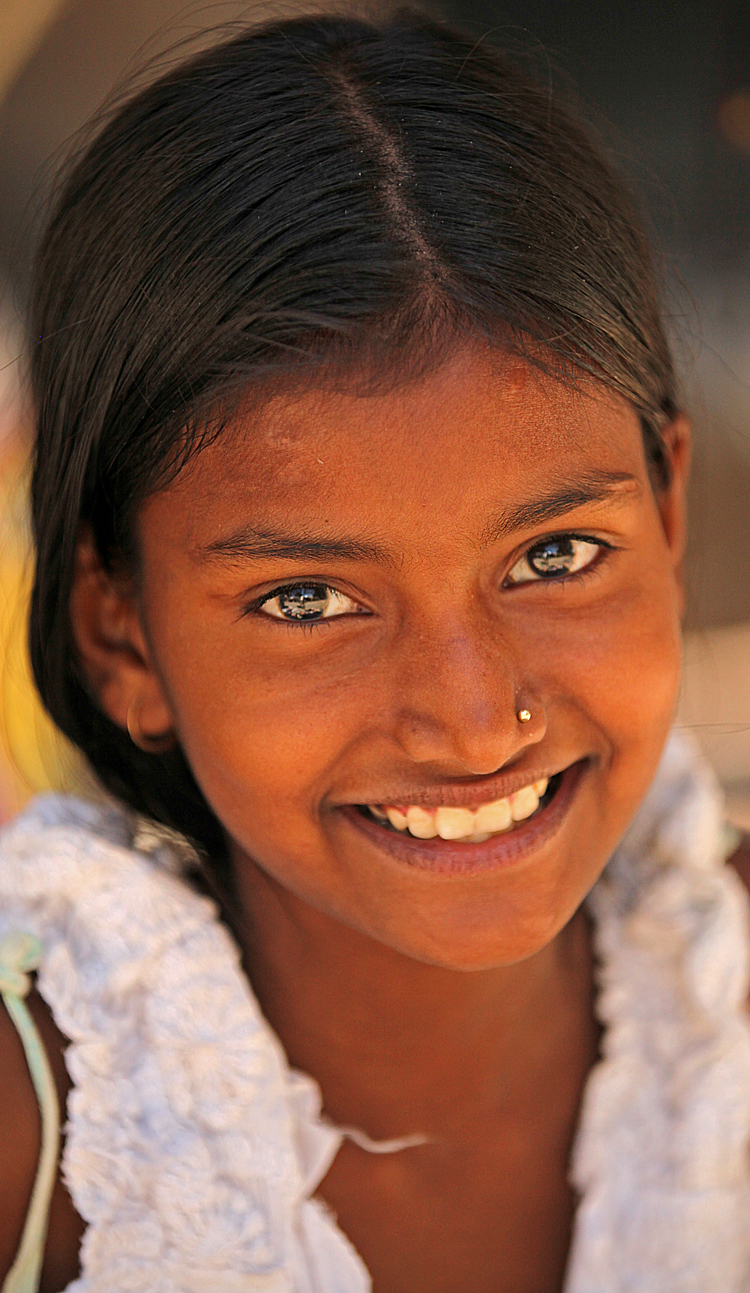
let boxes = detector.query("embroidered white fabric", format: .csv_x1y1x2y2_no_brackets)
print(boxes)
0,731,749,1291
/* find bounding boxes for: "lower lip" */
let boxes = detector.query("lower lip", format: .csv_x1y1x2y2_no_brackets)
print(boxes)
339,761,588,876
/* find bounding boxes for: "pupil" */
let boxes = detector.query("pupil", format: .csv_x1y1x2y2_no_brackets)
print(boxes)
277,585,328,619
529,538,575,576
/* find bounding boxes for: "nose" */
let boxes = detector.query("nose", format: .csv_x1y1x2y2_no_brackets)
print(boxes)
391,617,546,774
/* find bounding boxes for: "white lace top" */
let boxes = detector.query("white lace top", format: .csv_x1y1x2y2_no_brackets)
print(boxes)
1,731,750,1292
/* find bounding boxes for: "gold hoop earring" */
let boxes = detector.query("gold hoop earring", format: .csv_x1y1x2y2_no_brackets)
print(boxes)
126,697,175,754
517,708,532,724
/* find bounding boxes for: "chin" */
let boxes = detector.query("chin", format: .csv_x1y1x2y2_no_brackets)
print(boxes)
371,888,587,972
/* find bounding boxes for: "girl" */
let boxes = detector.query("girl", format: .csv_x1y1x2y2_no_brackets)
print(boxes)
1,12,749,1292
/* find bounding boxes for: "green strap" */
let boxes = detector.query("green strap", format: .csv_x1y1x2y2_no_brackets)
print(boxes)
0,932,61,1293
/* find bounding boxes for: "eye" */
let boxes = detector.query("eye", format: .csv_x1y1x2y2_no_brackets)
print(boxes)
506,535,606,586
257,582,363,622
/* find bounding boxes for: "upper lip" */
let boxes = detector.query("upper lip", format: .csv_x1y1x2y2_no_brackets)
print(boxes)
343,759,582,812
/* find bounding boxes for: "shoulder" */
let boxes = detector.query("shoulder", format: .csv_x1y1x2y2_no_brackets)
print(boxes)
0,792,135,867
0,988,84,1292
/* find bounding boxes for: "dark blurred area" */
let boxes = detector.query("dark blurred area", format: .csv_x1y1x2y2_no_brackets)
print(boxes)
0,0,749,817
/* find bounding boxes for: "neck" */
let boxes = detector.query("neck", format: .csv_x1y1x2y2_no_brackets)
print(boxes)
232,858,598,1145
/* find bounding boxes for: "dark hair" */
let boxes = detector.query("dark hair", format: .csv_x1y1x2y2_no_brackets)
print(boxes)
28,10,678,863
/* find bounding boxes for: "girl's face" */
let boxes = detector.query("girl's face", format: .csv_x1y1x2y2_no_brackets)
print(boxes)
85,345,690,969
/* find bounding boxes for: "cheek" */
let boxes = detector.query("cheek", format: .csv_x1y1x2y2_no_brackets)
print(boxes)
526,545,682,734
617,597,683,793
152,611,371,837
583,595,681,739
592,617,682,881
543,575,683,834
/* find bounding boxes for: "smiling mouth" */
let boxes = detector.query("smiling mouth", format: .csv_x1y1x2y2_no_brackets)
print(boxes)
343,762,585,874
358,774,560,844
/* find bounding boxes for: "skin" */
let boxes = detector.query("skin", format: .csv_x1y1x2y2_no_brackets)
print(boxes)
1,343,699,1291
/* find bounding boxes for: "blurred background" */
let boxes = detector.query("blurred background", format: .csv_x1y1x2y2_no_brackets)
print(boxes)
0,0,748,823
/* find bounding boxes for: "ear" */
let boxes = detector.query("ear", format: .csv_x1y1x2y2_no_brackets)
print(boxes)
655,414,691,611
69,529,174,740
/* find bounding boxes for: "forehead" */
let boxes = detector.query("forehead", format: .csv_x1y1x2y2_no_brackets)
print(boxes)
146,346,647,555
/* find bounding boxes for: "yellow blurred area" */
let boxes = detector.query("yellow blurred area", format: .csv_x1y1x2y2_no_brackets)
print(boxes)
0,430,78,821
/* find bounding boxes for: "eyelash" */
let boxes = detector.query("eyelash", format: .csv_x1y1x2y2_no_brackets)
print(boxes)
239,583,363,629
241,532,617,626
504,532,616,589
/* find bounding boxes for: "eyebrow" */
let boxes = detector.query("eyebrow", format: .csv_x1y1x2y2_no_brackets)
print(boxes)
480,470,641,545
198,470,641,567
198,527,395,567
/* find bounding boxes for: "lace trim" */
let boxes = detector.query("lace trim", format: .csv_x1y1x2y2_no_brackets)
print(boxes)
566,734,750,1291
0,796,368,1291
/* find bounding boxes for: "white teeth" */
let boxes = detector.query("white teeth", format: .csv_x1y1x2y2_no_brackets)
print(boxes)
474,797,513,834
369,775,552,841
405,807,438,839
435,806,476,840
509,786,540,822
386,807,409,831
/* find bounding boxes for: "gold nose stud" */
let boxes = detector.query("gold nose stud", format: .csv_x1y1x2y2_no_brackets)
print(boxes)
517,708,532,723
